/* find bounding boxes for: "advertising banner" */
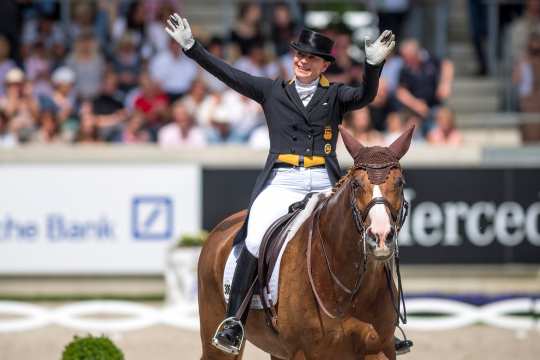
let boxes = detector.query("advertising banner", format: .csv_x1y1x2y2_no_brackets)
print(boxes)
203,168,540,264
0,164,201,274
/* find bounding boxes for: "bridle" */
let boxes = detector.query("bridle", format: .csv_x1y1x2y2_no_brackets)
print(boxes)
307,164,409,327
349,165,409,256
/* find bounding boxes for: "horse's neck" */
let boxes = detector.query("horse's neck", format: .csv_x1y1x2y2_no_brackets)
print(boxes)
318,181,386,296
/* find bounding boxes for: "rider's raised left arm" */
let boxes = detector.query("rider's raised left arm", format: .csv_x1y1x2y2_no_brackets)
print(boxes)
336,30,395,116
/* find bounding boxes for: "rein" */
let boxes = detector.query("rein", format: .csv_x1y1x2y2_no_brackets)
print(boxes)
307,172,409,326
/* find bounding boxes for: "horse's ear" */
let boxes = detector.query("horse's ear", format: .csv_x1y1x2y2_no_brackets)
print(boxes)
338,125,364,158
388,125,415,159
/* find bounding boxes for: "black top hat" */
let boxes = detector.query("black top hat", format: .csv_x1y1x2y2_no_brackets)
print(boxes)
290,29,335,62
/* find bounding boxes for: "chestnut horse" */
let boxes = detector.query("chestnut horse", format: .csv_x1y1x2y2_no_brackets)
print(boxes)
197,126,414,360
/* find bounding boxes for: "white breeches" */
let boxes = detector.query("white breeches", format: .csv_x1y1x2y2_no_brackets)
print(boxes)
245,167,333,257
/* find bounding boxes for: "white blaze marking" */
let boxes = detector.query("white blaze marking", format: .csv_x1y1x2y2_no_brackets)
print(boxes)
369,185,391,247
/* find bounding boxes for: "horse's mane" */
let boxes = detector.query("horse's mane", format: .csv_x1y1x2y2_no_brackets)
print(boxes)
331,167,355,195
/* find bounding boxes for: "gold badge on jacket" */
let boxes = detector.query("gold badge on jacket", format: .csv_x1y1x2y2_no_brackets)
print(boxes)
323,126,332,141
324,143,332,154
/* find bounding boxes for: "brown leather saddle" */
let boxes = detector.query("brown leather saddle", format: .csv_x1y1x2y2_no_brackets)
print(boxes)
236,192,319,333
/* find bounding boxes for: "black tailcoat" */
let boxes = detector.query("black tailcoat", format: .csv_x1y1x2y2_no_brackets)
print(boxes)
184,41,383,245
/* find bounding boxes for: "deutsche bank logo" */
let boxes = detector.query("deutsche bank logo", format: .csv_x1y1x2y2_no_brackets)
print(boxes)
132,196,173,240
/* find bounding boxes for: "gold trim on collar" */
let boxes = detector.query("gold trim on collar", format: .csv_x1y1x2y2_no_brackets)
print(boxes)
288,76,329,87
319,75,330,88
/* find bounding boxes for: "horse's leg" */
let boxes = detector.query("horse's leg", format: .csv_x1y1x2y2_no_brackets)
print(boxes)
365,353,389,360
342,317,381,353
381,343,396,360
198,212,250,360
198,291,249,360
365,341,395,360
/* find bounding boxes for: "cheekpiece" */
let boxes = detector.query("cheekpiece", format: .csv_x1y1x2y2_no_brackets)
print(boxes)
353,147,400,185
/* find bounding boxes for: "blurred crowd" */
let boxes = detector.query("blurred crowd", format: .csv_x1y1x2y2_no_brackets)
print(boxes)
0,0,537,149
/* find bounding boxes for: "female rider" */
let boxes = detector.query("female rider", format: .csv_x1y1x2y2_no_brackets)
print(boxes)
165,13,401,355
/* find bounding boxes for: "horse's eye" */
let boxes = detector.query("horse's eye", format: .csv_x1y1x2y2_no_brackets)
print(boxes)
396,177,405,187
353,178,364,189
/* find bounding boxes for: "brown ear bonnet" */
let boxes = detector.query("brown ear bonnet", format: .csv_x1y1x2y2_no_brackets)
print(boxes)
338,125,414,185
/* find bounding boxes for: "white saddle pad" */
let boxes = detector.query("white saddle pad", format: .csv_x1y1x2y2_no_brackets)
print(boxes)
223,191,329,309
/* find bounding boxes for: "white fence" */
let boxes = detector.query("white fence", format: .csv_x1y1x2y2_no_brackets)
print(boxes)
0,298,538,333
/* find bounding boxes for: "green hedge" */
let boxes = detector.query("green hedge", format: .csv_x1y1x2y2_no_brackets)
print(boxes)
62,335,124,360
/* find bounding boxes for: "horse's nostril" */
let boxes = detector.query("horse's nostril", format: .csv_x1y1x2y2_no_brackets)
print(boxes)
365,229,377,248
385,229,395,243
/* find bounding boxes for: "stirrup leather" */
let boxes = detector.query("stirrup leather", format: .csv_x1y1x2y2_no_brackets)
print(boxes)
211,317,245,355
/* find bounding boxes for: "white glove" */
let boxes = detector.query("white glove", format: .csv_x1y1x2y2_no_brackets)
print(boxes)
164,12,195,50
365,30,396,65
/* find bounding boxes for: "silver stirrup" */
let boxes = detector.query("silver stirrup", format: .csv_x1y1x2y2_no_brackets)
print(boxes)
211,317,245,355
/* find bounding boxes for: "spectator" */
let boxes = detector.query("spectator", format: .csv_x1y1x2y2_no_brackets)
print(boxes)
0,35,16,96
0,0,20,64
122,111,150,143
395,38,454,134
92,71,126,142
158,100,206,147
149,38,198,101
112,32,143,93
515,31,540,113
427,107,462,145
468,0,488,76
375,0,410,42
270,2,297,57
197,93,233,143
41,66,77,126
278,48,295,80
248,124,270,150
32,109,64,144
198,89,264,143
230,3,264,56
147,3,175,55
343,108,384,146
384,112,404,145
133,71,169,139
21,12,66,58
325,30,356,84
508,0,540,65
514,31,540,143
25,42,54,99
65,32,106,100
180,79,208,120
233,40,280,79
68,1,109,48
111,0,151,57
0,109,17,148
0,68,39,143
401,110,427,142
75,100,101,144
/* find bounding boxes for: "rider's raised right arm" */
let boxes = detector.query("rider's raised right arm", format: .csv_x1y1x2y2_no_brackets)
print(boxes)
184,41,272,104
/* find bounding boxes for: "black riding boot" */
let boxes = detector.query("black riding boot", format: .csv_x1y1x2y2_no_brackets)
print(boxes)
212,247,258,354
395,336,413,355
